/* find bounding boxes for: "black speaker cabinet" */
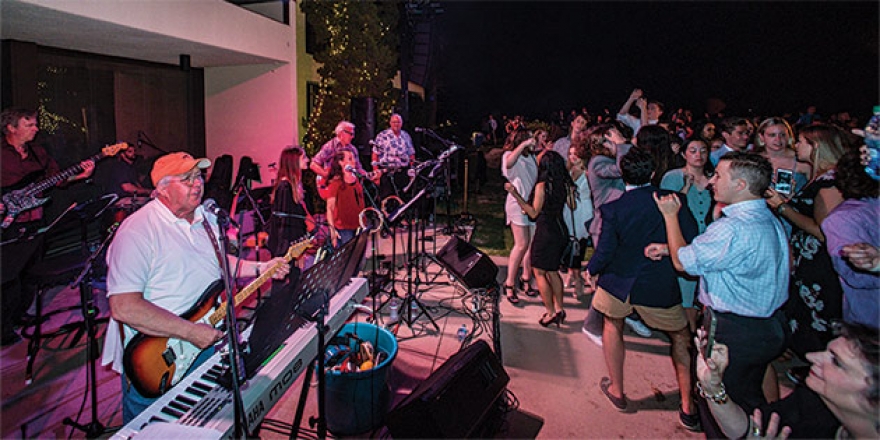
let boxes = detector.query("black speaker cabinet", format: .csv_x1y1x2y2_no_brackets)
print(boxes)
435,236,498,289
386,340,509,438
350,96,376,154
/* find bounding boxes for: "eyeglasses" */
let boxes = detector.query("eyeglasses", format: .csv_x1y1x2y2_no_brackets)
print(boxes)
342,130,354,136
170,172,203,186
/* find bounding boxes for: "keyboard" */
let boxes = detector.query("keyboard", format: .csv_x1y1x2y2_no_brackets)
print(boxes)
112,277,369,439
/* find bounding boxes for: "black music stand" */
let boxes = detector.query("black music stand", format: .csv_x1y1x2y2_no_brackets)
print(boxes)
379,187,440,332
20,194,118,384
286,231,369,439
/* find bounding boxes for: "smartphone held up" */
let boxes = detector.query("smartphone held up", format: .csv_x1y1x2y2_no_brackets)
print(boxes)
700,306,717,360
774,168,794,195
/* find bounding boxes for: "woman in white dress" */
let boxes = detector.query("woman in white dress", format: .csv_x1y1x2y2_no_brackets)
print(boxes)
501,127,539,303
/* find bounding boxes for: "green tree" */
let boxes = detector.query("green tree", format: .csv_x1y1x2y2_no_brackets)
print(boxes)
300,0,399,154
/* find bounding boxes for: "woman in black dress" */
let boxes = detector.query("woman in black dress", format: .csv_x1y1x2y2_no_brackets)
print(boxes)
267,146,315,268
505,150,575,327
766,124,850,358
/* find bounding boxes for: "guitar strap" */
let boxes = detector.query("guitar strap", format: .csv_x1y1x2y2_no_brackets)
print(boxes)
202,217,229,301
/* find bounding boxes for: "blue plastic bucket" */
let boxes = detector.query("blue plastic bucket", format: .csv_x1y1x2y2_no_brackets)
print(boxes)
324,322,398,435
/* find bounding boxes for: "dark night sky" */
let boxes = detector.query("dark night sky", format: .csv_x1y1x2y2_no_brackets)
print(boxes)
431,1,879,131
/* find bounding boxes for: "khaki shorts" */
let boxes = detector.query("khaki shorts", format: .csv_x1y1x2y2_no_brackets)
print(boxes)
593,287,687,332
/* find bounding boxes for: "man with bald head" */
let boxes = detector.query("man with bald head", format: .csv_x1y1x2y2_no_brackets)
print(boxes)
372,113,415,199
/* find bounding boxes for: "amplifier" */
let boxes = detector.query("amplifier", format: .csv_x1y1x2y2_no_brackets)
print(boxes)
435,236,498,289
386,340,509,438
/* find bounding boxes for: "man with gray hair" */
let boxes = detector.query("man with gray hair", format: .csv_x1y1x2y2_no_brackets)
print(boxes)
372,113,415,199
103,151,291,422
310,120,366,181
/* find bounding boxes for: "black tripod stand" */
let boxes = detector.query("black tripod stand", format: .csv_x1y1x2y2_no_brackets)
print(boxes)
385,186,439,331
62,222,119,438
408,177,451,288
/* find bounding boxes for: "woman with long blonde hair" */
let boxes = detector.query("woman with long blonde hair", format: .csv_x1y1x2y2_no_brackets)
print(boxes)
765,124,851,363
754,117,812,196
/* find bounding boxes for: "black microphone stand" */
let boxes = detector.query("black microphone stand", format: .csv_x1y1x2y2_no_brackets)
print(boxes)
233,175,267,229
214,213,249,438
417,129,463,237
232,175,269,309
62,222,119,438
136,131,171,155
353,172,391,309
384,187,440,332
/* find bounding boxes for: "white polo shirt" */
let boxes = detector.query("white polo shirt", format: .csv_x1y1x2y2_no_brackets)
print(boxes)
101,199,222,373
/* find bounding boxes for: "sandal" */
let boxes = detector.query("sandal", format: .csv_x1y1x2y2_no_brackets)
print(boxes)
519,278,539,297
504,285,520,304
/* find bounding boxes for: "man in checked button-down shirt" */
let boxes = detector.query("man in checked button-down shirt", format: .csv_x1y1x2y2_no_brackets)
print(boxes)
651,151,789,436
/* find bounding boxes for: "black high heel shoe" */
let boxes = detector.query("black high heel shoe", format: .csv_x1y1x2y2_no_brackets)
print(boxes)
539,312,560,327
556,310,567,324
519,278,539,297
504,285,520,304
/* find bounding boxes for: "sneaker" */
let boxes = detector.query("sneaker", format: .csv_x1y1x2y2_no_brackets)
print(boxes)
625,317,653,337
582,325,603,347
600,377,628,411
678,406,702,432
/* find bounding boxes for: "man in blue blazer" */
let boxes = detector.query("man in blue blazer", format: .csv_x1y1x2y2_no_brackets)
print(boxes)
586,148,700,430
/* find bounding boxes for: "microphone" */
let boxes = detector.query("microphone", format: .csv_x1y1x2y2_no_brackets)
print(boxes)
344,165,367,179
203,198,229,219
438,144,463,161
414,127,427,133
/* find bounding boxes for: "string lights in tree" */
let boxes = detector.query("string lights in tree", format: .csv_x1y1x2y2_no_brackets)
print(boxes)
300,0,399,155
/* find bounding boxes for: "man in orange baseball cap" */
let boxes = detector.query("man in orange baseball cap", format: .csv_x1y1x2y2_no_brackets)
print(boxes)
103,151,291,422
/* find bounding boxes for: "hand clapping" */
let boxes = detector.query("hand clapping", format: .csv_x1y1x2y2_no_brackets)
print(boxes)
653,192,681,216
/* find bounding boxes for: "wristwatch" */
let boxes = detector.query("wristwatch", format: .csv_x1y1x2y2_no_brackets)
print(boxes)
776,204,788,214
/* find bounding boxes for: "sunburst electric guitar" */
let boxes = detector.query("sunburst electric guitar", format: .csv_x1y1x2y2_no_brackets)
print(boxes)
122,237,312,398
0,142,129,228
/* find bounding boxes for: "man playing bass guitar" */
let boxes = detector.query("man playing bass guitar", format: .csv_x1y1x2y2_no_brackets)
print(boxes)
0,107,95,346
101,152,292,423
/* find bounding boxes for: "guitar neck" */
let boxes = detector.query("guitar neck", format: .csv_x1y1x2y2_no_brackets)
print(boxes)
207,256,286,326
27,151,106,194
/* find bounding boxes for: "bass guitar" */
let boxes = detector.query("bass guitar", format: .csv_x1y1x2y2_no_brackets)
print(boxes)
122,236,312,398
1,142,129,228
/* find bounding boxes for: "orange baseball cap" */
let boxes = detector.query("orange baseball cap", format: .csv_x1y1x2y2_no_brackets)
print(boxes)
150,152,211,186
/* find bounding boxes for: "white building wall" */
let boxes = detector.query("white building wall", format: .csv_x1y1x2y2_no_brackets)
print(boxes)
13,0,300,185
205,62,298,187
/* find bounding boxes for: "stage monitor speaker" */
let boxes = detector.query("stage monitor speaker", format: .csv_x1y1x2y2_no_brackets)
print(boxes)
350,97,376,155
386,340,509,439
435,236,498,289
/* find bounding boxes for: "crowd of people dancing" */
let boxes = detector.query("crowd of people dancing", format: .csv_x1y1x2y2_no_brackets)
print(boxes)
492,89,879,437
3,89,877,436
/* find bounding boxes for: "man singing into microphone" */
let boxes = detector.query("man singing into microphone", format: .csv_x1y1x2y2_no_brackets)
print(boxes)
310,121,367,179
102,152,292,423
324,149,365,248
372,113,415,199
